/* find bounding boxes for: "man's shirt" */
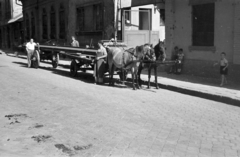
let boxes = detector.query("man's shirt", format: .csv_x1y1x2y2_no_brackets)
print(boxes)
26,42,37,51
71,40,79,47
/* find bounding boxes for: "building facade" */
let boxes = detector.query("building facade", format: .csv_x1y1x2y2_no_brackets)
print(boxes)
0,0,23,49
164,0,240,79
20,0,165,48
20,0,116,47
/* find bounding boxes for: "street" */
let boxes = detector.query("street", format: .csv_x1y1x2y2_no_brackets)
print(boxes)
0,54,240,157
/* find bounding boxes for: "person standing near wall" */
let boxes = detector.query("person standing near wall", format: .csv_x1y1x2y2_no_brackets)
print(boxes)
26,38,37,68
71,36,79,47
169,46,179,73
214,52,229,86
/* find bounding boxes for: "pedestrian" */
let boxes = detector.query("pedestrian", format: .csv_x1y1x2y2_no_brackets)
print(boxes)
169,46,179,73
71,36,79,47
93,40,108,84
214,52,229,86
175,48,184,74
26,38,37,68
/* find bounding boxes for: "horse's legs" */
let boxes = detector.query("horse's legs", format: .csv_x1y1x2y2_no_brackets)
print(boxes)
148,65,151,89
137,63,143,86
111,64,115,86
108,63,112,86
155,65,159,89
108,63,114,86
131,68,136,90
122,69,125,86
135,67,140,89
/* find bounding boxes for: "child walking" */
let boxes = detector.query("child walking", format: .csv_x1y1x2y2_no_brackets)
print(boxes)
214,52,228,86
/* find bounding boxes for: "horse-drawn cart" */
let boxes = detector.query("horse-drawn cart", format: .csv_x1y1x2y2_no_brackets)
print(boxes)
36,45,98,77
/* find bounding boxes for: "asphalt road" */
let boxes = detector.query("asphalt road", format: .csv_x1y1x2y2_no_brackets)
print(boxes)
0,54,240,157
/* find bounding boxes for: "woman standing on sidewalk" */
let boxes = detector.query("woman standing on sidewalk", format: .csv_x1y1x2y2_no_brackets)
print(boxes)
94,40,107,84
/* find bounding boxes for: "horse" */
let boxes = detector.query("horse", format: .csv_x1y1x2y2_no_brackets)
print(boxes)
138,42,166,89
107,45,150,90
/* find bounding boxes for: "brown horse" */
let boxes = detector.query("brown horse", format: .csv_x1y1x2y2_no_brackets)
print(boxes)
138,43,166,89
107,45,149,90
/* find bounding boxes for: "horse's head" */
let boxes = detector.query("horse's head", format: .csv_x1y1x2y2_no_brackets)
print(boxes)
135,44,151,60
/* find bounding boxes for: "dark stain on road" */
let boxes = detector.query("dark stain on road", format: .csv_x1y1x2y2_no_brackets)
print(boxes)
5,114,28,120
34,124,44,128
73,144,93,151
5,114,29,124
55,144,74,156
32,135,51,143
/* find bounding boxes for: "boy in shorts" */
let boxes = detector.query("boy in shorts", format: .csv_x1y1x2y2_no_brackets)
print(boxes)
214,52,228,86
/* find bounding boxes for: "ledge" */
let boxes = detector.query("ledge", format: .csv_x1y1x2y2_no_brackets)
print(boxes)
189,46,216,52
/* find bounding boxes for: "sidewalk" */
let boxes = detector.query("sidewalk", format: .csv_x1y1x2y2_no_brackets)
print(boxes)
139,68,240,106
2,49,240,106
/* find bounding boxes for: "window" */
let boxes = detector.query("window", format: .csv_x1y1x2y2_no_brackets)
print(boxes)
76,7,84,31
76,3,103,32
14,23,19,40
5,0,11,19
59,4,65,39
26,13,30,39
31,12,35,39
0,29,2,48
0,2,2,21
124,8,131,26
160,9,165,26
192,3,215,46
50,6,56,39
42,8,48,39
93,4,103,31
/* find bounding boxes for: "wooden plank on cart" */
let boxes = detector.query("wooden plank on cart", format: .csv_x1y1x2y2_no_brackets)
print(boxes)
38,45,97,56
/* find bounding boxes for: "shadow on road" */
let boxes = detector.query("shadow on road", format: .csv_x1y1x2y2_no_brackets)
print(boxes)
12,61,145,90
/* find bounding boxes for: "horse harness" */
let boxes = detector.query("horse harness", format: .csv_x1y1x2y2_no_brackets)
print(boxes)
122,48,138,69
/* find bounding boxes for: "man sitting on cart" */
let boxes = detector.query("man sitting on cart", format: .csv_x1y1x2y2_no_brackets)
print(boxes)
26,38,37,68
71,36,79,47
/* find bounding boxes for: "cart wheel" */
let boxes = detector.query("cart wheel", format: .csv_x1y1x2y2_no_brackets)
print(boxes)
52,52,59,69
32,50,40,69
70,60,78,77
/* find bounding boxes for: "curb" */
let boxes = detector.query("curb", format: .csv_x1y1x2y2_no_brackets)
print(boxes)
126,78,240,107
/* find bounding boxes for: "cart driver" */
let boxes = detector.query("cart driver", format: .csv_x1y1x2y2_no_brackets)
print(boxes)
26,38,37,68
